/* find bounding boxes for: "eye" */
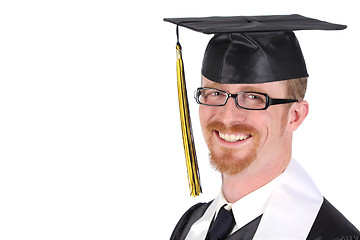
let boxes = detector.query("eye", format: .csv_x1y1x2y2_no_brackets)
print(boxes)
210,91,224,96
243,93,265,101
248,94,261,99
201,89,225,98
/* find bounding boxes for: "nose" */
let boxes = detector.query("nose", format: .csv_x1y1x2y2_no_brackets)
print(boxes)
221,96,247,125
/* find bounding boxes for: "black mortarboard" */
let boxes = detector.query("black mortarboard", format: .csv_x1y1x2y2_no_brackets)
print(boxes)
163,15,346,196
165,14,347,84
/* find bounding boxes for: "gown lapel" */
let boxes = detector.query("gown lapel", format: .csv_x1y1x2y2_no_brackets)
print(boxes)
171,202,212,240
226,215,262,240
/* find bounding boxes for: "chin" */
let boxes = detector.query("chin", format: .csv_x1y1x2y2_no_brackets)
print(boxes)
209,149,257,175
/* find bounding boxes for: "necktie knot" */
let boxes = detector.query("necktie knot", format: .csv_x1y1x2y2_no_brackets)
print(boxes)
206,205,236,240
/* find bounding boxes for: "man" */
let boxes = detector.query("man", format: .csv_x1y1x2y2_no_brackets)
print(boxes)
164,15,359,239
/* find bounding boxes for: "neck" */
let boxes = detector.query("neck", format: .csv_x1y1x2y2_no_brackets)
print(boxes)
221,153,291,203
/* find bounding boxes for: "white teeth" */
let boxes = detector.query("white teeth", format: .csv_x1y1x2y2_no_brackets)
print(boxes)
219,132,250,142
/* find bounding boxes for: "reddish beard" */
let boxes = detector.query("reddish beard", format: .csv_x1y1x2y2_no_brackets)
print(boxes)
205,121,261,175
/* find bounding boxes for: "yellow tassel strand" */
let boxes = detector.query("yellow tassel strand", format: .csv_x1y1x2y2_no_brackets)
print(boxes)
176,43,202,197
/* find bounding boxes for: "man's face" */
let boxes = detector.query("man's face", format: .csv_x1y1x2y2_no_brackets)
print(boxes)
199,77,292,175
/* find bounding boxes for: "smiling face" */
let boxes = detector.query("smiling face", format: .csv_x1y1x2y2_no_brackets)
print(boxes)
199,76,299,176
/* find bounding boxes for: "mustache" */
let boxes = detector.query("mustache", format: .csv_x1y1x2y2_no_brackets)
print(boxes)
206,121,259,136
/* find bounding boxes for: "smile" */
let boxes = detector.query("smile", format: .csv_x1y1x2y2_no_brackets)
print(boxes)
218,132,251,143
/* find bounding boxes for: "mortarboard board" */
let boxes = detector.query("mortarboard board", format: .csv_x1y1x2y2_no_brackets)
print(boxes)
163,14,346,196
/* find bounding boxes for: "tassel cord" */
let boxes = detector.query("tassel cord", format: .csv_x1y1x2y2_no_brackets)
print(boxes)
176,42,202,196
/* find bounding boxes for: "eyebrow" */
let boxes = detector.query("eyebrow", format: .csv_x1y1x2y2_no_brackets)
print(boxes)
202,82,266,94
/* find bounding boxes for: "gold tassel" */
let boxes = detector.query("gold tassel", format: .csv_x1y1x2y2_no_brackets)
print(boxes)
176,42,202,197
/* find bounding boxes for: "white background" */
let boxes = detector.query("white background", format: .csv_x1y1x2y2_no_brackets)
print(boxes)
0,0,359,239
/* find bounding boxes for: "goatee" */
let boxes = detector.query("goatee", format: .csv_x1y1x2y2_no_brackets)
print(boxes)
205,121,260,175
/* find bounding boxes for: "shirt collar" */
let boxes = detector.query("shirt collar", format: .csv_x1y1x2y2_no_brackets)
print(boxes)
213,173,282,230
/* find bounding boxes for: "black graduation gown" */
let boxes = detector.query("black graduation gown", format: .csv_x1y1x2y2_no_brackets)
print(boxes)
170,198,359,240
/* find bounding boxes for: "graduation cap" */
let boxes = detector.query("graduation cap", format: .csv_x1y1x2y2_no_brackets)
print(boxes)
163,14,346,196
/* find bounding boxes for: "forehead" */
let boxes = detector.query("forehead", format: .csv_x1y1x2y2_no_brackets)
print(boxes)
201,76,287,96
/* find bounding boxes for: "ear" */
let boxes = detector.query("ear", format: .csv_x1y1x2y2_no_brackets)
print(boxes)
287,100,309,132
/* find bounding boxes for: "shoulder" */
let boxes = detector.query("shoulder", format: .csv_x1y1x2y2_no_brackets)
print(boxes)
170,201,212,240
307,198,360,240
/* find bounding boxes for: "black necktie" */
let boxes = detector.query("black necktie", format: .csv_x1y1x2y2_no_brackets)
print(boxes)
206,205,236,240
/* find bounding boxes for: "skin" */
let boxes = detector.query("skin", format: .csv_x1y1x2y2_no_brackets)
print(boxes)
199,76,309,203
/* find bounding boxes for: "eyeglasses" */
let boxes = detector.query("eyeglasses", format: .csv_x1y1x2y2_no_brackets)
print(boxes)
195,87,298,110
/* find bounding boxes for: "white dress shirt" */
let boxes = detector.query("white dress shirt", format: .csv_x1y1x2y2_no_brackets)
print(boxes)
215,174,282,233
185,173,282,240
185,159,324,240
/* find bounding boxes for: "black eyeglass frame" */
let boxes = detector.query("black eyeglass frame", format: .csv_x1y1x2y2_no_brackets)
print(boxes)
194,87,299,110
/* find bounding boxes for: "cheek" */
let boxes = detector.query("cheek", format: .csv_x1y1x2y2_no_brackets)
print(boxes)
198,106,205,126
199,106,211,127
198,106,206,134
250,111,280,143
264,109,289,139
252,114,269,140
199,106,216,138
